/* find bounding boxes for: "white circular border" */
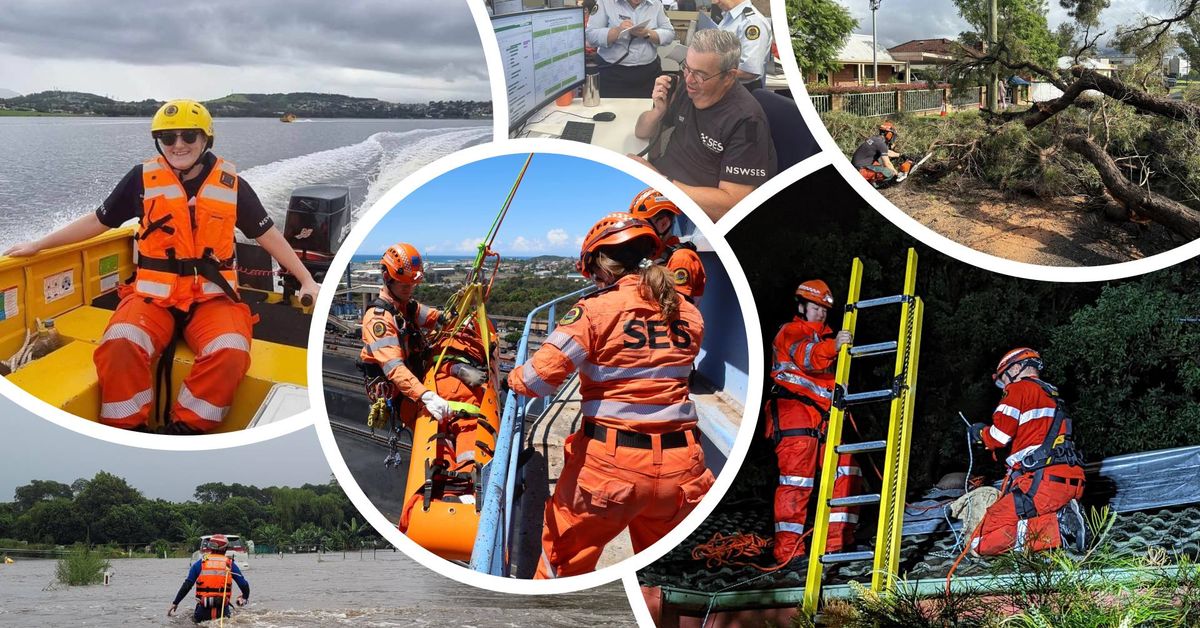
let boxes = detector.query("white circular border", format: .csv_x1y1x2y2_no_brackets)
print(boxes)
306,138,765,595
766,0,1200,283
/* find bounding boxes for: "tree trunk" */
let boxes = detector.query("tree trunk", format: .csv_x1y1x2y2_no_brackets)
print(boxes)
1063,134,1200,240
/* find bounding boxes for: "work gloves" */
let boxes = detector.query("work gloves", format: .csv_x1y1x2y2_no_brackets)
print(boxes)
968,422,987,446
451,363,488,387
420,390,452,421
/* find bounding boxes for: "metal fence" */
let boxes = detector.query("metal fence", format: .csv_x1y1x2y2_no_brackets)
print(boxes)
809,94,831,113
949,86,982,108
842,91,898,117
905,89,942,112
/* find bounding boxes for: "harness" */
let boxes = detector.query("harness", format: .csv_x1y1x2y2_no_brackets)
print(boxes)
1004,378,1085,519
767,384,827,445
357,297,431,381
138,249,240,302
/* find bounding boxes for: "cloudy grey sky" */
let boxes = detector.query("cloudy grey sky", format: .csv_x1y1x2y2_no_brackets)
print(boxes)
0,0,490,102
0,398,332,502
844,0,1180,49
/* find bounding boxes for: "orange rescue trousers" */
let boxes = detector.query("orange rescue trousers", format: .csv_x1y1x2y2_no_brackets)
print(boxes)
534,428,715,579
972,464,1085,555
94,294,254,432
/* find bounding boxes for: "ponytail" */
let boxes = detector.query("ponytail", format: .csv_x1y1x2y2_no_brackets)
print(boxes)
590,244,680,320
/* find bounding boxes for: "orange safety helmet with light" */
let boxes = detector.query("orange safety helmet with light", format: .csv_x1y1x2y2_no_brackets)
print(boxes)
993,347,1043,388
151,99,215,149
203,534,229,553
577,212,664,279
381,243,425,284
629,187,682,221
795,279,835,308
879,120,897,144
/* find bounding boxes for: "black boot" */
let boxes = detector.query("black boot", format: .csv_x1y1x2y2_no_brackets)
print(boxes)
1057,499,1087,553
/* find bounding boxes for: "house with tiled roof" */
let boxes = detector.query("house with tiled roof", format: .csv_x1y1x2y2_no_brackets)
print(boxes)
807,34,911,86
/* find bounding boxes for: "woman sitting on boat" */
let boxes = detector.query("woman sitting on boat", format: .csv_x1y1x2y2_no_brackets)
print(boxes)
4,99,320,434
508,211,714,578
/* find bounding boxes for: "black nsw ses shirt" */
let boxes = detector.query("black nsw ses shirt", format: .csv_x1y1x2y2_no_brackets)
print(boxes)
651,84,776,188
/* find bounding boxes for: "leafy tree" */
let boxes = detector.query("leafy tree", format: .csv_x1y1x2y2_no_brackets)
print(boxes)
175,519,205,551
952,0,1060,70
787,0,857,78
289,523,326,549
252,523,288,552
14,499,86,545
94,504,155,545
73,472,143,523
13,480,73,512
135,500,183,542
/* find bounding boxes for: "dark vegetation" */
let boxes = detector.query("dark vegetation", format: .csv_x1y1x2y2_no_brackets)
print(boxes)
416,276,589,318
0,90,492,119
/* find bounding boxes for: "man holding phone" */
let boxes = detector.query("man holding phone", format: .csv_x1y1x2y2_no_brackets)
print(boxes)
586,0,674,97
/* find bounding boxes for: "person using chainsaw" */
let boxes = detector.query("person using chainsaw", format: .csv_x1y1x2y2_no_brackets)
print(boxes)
358,243,453,430
4,99,320,434
628,188,706,302
967,347,1087,555
764,279,860,566
167,534,249,623
509,212,712,578
851,120,903,186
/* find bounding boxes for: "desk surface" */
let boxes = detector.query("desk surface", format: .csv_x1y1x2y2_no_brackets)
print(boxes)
519,97,651,155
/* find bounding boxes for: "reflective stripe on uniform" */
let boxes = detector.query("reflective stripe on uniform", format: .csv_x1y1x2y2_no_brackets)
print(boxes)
201,281,227,295
836,465,862,478
382,358,405,374
802,339,818,370
580,399,696,422
773,371,834,400
100,388,153,420
1019,407,1056,425
145,185,184,199
456,450,476,463
775,521,805,534
779,474,814,487
136,279,173,298
417,304,433,324
178,384,228,423
143,160,164,173
829,512,859,524
217,160,236,175
996,404,1020,420
101,323,157,356
578,362,691,382
989,424,1013,445
1015,518,1028,550
365,336,400,354
198,185,237,205
200,332,249,357
1007,443,1040,467
520,363,557,397
545,331,586,367
540,549,557,578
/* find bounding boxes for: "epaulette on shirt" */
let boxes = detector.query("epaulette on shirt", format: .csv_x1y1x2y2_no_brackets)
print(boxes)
741,6,755,16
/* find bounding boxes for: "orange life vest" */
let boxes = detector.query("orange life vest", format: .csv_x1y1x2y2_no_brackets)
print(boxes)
194,553,232,605
136,155,239,310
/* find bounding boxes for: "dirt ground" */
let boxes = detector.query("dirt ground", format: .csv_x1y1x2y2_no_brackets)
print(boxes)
881,179,1186,266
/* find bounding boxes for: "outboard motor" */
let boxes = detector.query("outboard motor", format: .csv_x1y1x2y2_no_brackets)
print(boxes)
283,184,351,286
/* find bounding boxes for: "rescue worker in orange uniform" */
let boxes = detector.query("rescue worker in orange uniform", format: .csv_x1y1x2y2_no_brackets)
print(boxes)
764,279,858,565
509,212,712,578
168,534,250,623
628,188,706,301
5,100,320,434
968,348,1087,555
358,243,451,427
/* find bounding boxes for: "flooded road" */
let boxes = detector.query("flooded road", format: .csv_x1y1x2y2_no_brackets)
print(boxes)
0,552,634,626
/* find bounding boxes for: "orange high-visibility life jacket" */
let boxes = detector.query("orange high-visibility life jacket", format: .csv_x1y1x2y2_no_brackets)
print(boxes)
136,156,239,310
194,553,232,605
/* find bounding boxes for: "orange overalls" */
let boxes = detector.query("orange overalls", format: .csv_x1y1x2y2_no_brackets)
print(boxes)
765,317,861,564
359,289,441,426
427,317,498,467
662,236,706,300
972,378,1085,555
508,274,712,578
94,156,254,432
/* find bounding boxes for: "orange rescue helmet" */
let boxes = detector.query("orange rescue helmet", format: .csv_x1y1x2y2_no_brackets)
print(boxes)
381,243,424,284
204,534,229,553
879,120,897,144
993,347,1043,385
629,188,681,220
578,212,664,279
795,279,835,308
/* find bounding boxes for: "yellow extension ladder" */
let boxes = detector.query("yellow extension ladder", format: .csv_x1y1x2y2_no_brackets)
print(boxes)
802,248,925,615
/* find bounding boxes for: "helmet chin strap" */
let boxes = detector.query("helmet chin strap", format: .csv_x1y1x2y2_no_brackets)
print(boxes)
153,141,207,178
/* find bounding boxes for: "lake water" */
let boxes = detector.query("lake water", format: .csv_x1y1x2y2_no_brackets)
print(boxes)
0,554,634,626
0,117,492,250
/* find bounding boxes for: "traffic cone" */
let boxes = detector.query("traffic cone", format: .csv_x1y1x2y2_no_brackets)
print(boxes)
940,101,948,117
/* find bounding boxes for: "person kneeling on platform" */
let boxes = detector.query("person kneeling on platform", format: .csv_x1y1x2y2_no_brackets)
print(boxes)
629,29,776,220
967,348,1087,556
4,100,320,435
508,212,712,578
168,534,249,623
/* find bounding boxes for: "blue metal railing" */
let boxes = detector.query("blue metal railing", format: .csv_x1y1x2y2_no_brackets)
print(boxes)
470,285,595,574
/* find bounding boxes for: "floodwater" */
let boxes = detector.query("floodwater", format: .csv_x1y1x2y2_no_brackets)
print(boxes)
0,553,634,626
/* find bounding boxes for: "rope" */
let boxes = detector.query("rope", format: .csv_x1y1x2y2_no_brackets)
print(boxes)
694,529,811,628
235,265,291,277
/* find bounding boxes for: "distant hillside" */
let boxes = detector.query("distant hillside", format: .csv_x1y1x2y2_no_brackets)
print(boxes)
0,88,20,99
0,90,491,119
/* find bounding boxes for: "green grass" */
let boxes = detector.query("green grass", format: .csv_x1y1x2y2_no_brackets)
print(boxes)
55,546,111,586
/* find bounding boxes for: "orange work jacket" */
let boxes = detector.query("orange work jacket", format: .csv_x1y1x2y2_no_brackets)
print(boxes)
770,317,837,409
135,156,239,310
508,274,704,434
359,288,440,401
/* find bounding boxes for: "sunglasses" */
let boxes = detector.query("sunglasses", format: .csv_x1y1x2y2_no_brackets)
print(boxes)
155,130,204,146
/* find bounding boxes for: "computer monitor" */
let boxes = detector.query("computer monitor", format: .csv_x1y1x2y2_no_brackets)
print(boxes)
492,0,523,15
492,7,586,133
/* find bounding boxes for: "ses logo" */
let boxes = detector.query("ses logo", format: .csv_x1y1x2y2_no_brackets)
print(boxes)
699,132,724,153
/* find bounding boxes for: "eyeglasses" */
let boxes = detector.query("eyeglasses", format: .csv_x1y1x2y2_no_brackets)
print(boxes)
680,62,729,84
155,130,203,146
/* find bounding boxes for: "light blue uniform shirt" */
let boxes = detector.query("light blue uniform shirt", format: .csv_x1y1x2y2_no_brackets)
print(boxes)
586,0,675,67
718,0,773,78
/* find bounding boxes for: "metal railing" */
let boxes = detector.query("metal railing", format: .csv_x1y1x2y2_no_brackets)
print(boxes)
809,94,831,113
949,86,983,107
470,285,595,575
841,91,898,117
904,89,942,112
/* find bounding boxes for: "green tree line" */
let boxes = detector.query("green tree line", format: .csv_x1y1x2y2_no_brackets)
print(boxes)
0,472,379,552
416,276,589,318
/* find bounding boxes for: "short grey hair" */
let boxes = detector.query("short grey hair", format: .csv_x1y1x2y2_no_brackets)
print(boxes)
689,29,741,73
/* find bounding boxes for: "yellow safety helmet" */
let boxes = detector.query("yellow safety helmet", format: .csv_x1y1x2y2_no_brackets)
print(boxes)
151,99,214,146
